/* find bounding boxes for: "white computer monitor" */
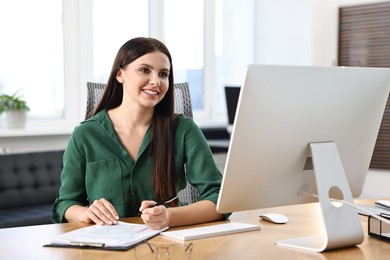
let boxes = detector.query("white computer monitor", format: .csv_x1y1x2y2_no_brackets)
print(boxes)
217,65,390,252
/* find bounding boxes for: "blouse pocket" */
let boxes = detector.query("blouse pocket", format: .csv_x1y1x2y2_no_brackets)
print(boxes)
86,158,124,205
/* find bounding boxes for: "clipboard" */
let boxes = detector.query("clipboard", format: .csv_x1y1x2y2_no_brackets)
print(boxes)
375,200,390,211
43,221,168,251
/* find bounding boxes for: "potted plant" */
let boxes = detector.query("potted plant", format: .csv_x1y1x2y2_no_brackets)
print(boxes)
0,91,30,128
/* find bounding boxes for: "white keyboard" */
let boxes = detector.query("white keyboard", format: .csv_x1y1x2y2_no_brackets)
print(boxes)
160,222,261,241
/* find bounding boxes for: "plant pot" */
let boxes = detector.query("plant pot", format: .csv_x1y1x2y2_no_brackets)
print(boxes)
6,110,27,128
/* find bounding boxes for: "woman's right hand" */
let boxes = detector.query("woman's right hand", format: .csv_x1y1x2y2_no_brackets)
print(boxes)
80,198,119,225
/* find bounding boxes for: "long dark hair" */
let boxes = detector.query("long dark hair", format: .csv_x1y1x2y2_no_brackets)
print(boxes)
93,37,177,204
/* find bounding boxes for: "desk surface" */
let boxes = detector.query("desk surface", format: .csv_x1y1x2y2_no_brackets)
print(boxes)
0,201,389,260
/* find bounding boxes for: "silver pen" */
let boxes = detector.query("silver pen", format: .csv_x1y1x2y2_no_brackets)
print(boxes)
68,241,105,247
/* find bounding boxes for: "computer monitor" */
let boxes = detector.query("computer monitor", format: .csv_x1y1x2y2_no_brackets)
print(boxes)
224,86,240,134
217,65,390,252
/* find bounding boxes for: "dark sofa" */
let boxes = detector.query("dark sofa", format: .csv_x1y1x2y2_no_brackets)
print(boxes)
0,150,63,228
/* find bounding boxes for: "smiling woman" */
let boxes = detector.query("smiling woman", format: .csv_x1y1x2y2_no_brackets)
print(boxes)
53,37,227,231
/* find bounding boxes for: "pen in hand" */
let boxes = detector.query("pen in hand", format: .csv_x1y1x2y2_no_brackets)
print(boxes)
139,194,178,215
154,194,178,207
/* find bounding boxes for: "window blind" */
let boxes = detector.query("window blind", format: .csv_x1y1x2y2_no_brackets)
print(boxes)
338,2,390,169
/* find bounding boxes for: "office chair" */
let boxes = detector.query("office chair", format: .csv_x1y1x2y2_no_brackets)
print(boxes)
85,81,199,205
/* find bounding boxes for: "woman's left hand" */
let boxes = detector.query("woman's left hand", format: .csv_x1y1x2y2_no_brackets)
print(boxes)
139,200,170,230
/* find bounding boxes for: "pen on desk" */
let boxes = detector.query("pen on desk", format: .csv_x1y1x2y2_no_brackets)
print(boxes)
139,194,178,215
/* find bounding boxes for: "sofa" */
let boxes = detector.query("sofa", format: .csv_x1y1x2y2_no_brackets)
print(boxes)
0,150,64,228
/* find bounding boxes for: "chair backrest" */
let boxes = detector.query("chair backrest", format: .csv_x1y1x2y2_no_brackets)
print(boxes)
85,82,199,205
85,82,106,120
172,82,193,118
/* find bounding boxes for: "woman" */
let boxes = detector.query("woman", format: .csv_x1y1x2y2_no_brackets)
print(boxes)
52,37,227,230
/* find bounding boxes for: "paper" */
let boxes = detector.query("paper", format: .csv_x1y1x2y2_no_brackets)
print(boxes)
357,204,390,216
46,221,168,249
375,200,390,211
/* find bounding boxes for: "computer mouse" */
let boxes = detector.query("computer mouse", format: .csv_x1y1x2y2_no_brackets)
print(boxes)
259,213,288,224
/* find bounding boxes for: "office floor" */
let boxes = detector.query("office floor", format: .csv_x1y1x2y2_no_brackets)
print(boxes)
212,153,390,199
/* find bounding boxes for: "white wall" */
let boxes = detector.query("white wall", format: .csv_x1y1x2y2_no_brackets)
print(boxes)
255,0,390,67
361,169,390,198
255,0,317,65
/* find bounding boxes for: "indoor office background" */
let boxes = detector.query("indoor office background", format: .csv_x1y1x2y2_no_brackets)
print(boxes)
0,0,389,199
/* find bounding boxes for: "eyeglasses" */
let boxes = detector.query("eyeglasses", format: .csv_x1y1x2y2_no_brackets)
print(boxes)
134,241,193,260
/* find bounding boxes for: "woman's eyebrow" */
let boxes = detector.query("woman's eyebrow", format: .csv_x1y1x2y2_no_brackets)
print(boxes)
138,63,170,72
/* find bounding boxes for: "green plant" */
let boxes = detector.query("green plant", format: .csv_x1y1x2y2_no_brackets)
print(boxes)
0,91,30,115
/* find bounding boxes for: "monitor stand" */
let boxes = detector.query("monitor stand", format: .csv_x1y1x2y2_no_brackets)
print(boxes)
276,142,364,252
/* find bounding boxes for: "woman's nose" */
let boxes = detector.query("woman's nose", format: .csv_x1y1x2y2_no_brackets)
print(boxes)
149,72,160,86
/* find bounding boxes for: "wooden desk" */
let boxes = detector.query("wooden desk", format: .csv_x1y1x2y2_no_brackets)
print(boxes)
0,202,389,260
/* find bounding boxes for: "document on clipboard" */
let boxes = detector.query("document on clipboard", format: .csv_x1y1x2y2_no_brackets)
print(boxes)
357,200,390,217
375,200,390,211
44,221,168,251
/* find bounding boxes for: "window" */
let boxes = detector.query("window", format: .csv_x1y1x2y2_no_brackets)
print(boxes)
164,0,204,110
215,0,255,119
165,0,256,123
338,2,390,169
92,0,149,82
0,0,64,119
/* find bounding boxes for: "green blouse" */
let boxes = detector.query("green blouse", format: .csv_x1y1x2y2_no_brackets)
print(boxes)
52,110,226,223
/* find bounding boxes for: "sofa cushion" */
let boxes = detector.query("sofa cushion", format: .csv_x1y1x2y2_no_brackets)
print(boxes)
0,204,53,228
0,150,63,228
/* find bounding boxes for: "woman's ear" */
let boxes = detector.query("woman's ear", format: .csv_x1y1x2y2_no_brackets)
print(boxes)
116,70,123,83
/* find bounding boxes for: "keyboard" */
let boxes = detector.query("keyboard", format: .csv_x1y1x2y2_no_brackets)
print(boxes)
160,222,261,241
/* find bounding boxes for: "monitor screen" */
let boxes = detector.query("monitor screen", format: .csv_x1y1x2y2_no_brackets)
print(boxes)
217,65,390,214
224,86,240,126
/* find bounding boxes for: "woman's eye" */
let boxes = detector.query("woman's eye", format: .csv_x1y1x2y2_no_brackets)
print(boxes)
159,72,168,78
140,68,150,74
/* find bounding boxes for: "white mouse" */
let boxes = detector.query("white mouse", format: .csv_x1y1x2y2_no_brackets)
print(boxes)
259,213,288,224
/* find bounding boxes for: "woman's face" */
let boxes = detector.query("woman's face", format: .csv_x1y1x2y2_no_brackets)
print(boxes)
116,51,170,109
